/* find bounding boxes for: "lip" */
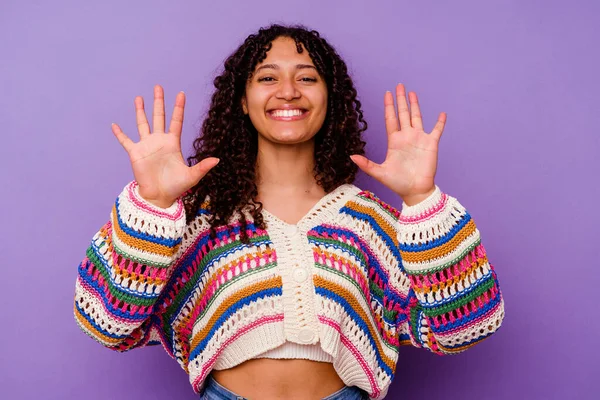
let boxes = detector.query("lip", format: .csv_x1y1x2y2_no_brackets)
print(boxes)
266,109,309,121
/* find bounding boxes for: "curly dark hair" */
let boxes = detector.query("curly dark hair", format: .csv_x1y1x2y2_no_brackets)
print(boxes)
184,24,368,244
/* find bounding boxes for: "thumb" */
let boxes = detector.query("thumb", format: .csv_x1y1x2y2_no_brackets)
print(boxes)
191,157,220,183
349,155,385,181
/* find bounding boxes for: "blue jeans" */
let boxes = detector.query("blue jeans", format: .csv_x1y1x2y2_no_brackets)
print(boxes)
200,374,369,399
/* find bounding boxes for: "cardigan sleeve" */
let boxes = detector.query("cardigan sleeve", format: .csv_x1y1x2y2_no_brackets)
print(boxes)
395,185,505,355
73,180,188,352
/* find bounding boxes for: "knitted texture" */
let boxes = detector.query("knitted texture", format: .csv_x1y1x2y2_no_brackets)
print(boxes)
73,180,504,399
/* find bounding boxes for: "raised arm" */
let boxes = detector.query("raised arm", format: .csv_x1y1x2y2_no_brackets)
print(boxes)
74,182,187,351
396,186,504,355
73,85,219,351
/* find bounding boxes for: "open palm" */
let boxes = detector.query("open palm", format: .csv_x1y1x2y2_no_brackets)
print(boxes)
350,83,446,202
111,85,219,208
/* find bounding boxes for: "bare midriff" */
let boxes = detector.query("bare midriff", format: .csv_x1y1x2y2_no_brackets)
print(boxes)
210,358,346,399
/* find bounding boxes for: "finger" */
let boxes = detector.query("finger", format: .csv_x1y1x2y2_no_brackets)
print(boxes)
396,83,411,130
408,92,424,131
153,84,166,133
111,123,134,153
384,91,399,135
349,154,385,181
134,96,151,138
191,157,220,182
430,112,447,141
168,91,185,136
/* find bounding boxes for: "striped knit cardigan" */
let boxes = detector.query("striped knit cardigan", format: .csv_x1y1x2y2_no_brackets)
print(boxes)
73,180,505,399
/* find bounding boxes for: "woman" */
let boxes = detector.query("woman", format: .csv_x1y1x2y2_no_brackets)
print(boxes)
73,25,504,399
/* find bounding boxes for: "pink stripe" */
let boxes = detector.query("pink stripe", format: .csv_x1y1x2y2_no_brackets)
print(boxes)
433,296,503,338
357,190,401,218
398,192,448,223
409,244,486,290
179,252,277,336
126,181,184,220
314,275,400,348
318,315,381,398
76,276,151,326
191,314,284,393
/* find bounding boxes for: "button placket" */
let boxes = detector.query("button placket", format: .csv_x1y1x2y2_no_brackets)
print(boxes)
292,267,308,282
268,220,320,345
289,224,319,344
262,185,361,347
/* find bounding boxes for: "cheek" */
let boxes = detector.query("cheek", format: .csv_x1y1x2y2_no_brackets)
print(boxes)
315,93,328,119
314,86,328,112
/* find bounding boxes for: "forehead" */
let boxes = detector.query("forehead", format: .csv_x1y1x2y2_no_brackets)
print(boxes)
257,37,315,68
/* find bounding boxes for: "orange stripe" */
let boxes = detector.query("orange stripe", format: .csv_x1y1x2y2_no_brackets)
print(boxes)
412,253,489,295
313,276,396,373
347,201,398,243
428,330,482,354
399,219,478,264
111,204,181,259
74,304,124,345
173,248,276,332
189,276,282,350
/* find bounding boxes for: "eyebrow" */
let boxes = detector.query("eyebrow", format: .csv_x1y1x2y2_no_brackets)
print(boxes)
255,63,317,72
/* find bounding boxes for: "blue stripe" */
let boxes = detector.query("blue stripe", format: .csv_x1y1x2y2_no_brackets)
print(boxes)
419,269,495,310
78,260,152,322
188,286,283,360
399,211,472,253
163,222,273,326
340,206,403,267
398,332,411,342
306,236,399,327
115,196,182,248
90,241,159,300
311,221,405,308
75,301,129,340
315,286,395,377
430,288,503,334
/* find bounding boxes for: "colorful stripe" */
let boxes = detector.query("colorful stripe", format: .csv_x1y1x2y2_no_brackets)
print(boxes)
73,180,504,399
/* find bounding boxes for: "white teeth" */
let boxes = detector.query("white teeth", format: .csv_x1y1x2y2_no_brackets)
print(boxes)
271,109,304,118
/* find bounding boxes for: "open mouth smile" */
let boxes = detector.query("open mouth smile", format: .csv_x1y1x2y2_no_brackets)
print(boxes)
267,109,309,121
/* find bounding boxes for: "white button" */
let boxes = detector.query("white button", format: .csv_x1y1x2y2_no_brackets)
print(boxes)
298,329,315,343
293,268,308,282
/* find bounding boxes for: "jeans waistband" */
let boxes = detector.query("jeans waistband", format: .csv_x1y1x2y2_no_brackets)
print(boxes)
200,374,368,399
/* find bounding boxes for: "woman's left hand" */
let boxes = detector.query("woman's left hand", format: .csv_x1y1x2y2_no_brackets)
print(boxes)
350,83,446,206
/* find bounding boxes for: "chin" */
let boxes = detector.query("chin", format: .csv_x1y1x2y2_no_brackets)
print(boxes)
265,130,315,144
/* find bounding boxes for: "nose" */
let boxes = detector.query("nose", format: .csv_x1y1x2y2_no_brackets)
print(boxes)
275,77,301,101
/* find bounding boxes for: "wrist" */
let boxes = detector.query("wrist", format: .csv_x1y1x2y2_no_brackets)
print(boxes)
138,189,177,209
401,186,436,207
146,198,177,209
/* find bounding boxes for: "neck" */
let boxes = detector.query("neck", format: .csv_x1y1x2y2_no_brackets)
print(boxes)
255,136,322,196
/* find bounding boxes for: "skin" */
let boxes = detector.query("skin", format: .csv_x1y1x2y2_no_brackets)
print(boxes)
213,37,448,398
112,34,448,400
212,37,346,399
242,36,330,214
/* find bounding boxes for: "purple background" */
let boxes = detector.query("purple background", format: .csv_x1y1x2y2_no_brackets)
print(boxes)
1,0,598,399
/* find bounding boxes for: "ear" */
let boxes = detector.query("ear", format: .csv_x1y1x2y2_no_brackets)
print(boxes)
241,96,248,115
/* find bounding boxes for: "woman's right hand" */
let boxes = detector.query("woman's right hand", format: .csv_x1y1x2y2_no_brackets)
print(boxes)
111,85,220,208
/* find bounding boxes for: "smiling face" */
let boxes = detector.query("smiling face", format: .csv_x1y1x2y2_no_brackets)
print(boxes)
242,36,328,145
